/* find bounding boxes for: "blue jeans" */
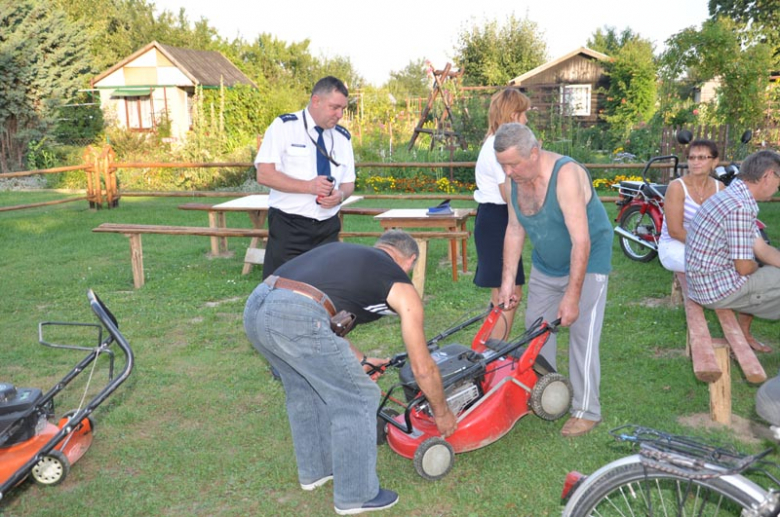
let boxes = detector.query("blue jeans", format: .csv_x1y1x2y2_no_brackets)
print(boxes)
243,283,381,509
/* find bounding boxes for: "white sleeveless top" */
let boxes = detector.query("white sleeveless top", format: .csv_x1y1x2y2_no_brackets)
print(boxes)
659,178,721,245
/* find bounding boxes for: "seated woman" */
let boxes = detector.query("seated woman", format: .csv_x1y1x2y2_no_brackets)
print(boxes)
658,139,721,273
659,139,770,352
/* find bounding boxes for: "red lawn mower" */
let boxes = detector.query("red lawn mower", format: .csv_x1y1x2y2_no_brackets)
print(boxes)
377,306,572,480
0,290,134,500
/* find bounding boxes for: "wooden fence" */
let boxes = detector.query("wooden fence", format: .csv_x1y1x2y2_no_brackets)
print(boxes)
0,143,731,211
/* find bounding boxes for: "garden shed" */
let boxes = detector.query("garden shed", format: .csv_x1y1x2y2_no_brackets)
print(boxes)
91,41,255,143
508,47,610,126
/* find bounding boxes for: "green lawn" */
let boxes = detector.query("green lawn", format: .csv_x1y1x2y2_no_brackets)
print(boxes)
1,191,778,517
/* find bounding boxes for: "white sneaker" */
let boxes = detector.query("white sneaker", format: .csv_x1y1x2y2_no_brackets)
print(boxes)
300,475,333,491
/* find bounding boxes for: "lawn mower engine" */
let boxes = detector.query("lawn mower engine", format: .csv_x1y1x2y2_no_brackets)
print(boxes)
399,344,485,416
0,383,51,447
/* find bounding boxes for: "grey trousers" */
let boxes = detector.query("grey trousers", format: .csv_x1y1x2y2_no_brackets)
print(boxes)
525,266,609,421
706,265,780,320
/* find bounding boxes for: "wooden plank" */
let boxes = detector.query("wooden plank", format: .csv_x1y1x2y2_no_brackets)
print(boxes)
338,230,469,240
94,223,268,238
178,203,215,211
339,207,386,216
710,339,732,425
715,309,767,384
675,273,722,382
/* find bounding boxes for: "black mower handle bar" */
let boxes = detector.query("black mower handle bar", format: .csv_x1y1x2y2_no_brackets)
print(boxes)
376,306,499,373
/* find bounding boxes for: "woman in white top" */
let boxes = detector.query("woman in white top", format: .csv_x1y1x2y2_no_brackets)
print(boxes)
659,140,768,352
473,88,530,340
658,140,721,273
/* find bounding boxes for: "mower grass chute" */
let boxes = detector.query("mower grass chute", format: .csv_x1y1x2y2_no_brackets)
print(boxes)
377,307,572,480
0,290,134,500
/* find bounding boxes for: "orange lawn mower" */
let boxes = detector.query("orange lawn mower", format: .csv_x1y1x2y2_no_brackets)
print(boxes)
376,305,572,480
0,290,134,500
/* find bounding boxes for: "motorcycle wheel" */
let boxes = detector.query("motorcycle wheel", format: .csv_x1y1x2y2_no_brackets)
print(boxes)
617,205,659,262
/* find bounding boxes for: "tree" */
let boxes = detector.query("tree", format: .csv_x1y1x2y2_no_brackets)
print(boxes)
600,37,658,142
709,0,780,63
659,17,773,129
52,0,223,73
453,14,547,86
587,26,647,55
385,59,430,100
0,0,92,172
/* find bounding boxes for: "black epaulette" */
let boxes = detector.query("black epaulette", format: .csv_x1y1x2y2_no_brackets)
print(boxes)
279,113,298,123
334,125,351,140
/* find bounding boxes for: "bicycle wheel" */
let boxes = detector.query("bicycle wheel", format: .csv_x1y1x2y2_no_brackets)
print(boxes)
617,205,659,262
565,461,768,516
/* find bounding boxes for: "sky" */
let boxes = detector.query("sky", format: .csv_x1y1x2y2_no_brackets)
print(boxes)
152,0,712,86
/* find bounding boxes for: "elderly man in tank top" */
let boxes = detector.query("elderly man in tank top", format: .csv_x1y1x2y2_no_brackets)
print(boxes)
493,123,613,438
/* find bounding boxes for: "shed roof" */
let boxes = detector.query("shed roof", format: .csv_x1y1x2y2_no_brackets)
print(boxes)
508,47,610,86
93,40,256,88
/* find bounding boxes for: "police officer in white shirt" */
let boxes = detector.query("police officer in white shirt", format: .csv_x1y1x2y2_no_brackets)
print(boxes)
255,76,356,279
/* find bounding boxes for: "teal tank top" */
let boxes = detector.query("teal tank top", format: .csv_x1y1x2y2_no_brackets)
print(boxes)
510,156,613,277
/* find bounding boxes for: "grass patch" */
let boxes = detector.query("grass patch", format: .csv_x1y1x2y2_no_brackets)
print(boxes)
1,192,779,516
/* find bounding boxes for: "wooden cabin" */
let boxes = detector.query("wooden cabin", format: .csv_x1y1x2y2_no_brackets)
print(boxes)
508,47,610,127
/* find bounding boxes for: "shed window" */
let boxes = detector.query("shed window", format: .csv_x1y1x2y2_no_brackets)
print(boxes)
126,96,154,130
560,84,591,116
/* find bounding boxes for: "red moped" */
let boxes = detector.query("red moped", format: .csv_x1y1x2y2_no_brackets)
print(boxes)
612,131,690,262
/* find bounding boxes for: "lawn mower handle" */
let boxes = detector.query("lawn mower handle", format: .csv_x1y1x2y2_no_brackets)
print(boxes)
0,289,134,500
380,306,500,371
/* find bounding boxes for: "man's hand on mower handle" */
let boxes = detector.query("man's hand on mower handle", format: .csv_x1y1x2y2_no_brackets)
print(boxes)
497,285,520,310
361,356,389,381
433,408,458,438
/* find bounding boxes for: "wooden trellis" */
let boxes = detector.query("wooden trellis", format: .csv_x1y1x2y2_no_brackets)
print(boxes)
408,63,468,151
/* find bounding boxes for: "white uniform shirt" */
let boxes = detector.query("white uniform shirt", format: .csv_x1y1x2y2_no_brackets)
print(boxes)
255,108,356,220
473,135,506,205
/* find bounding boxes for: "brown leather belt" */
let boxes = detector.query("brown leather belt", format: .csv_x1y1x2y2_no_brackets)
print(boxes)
264,275,336,317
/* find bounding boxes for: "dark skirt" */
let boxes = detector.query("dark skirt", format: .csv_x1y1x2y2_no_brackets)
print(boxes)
473,203,525,288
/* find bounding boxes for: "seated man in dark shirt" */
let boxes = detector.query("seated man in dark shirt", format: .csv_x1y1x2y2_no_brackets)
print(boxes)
243,230,457,515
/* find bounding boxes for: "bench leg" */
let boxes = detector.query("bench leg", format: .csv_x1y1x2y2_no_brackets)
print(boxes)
460,222,468,274
208,211,230,256
709,339,731,425
671,274,683,306
127,233,144,289
412,239,428,299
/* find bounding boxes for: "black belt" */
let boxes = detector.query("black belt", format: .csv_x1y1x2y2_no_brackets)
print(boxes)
264,275,336,317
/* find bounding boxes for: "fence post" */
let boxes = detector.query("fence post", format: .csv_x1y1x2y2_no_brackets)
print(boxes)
102,145,119,208
83,146,100,208
82,144,117,209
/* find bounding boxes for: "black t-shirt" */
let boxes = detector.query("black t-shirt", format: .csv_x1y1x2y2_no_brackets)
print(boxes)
273,242,413,325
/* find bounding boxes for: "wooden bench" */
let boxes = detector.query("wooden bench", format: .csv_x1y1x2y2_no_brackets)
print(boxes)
93,223,268,289
177,202,389,258
674,272,767,424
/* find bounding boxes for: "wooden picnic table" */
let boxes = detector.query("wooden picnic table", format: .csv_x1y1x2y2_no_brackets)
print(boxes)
183,194,364,274
374,208,473,282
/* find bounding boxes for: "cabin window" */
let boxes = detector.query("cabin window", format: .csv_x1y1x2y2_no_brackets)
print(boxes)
126,96,155,130
560,84,591,116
